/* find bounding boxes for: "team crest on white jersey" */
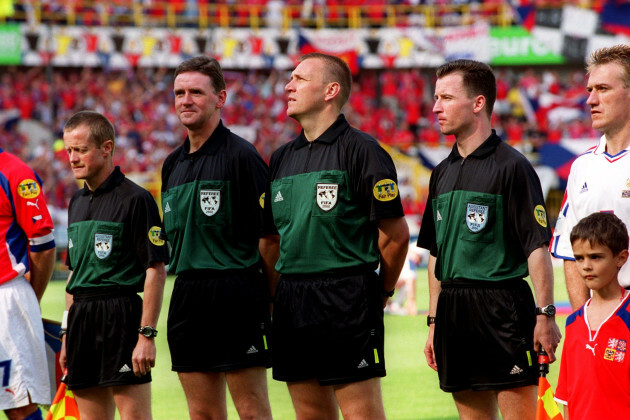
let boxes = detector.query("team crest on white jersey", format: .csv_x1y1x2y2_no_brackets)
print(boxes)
94,234,113,259
316,183,338,211
466,203,488,233
200,190,220,216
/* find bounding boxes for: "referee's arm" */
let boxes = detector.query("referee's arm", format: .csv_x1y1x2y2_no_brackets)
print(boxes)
378,217,410,306
260,234,280,302
528,247,562,362
132,262,166,377
60,272,74,371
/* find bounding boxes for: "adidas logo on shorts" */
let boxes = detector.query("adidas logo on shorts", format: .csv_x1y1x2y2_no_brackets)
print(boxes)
246,346,258,354
509,365,523,375
119,364,132,373
357,359,369,369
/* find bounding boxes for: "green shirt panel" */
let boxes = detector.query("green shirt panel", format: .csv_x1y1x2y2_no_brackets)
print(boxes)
271,170,378,274
433,190,528,281
163,179,259,272
66,220,145,291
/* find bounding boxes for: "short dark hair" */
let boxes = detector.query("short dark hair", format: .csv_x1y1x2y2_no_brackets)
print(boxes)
570,212,629,256
63,110,115,148
587,44,630,88
436,59,496,119
300,52,352,109
175,56,226,93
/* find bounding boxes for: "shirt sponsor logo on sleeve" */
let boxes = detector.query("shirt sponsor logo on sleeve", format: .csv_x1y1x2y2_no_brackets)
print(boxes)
94,233,113,259
316,183,338,211
466,203,488,233
534,205,548,228
148,226,165,246
200,190,220,216
373,179,398,202
17,179,40,199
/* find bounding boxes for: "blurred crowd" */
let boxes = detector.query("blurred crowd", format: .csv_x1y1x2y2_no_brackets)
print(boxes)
10,0,606,33
11,0,578,29
0,63,597,215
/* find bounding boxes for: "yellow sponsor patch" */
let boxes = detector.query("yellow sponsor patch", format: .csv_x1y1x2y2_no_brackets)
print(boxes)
373,179,398,202
259,192,265,209
148,226,165,246
534,205,547,228
17,179,40,199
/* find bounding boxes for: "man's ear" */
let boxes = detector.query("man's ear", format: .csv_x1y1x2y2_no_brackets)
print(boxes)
216,89,227,109
472,94,486,115
324,82,341,104
102,139,114,157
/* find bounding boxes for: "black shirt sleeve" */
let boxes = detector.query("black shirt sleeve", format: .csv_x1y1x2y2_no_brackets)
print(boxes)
417,167,438,256
129,189,170,269
348,135,405,222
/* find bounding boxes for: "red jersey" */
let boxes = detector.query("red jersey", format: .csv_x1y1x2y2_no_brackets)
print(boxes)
555,292,630,418
0,148,55,284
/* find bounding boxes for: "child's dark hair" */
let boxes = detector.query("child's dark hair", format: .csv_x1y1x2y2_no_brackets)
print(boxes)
570,212,629,255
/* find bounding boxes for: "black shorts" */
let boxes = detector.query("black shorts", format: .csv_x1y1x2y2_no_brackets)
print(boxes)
272,271,385,386
434,279,538,392
167,270,271,372
67,288,150,390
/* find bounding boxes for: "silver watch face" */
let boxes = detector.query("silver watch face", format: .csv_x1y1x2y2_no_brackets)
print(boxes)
539,305,556,316
140,327,156,337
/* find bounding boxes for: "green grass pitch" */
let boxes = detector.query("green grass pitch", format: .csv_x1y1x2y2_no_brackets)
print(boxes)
33,268,568,420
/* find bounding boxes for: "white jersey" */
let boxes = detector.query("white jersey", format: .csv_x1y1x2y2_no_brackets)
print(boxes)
0,276,50,409
550,135,630,287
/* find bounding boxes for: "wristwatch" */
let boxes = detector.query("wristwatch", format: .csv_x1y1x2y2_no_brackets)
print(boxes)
138,326,158,338
535,304,556,317
383,288,395,298
427,316,436,326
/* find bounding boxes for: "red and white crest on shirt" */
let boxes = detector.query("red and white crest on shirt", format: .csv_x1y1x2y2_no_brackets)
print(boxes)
604,338,626,363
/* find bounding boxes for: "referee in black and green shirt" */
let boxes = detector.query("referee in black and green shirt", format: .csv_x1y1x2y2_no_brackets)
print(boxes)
417,60,561,419
262,52,410,419
161,56,273,419
62,111,168,419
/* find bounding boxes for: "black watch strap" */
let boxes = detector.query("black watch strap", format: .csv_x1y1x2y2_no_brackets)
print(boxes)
383,288,395,298
535,304,556,317
138,326,158,338
427,316,436,326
